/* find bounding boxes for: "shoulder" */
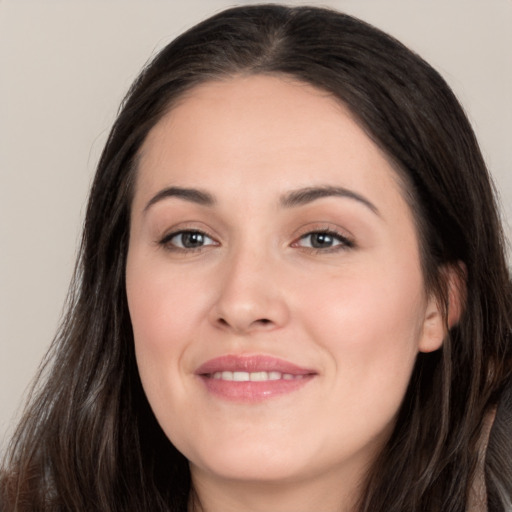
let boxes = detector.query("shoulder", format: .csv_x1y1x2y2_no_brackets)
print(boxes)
485,377,512,512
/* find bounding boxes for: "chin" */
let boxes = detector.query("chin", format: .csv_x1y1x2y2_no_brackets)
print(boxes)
185,437,317,483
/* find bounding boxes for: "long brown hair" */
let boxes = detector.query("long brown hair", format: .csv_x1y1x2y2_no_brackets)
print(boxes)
2,5,511,511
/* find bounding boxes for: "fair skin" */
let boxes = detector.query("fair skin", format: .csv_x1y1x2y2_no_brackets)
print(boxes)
126,75,447,512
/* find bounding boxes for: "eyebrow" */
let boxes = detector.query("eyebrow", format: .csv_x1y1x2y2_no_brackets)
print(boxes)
143,184,379,216
280,186,380,215
144,186,215,212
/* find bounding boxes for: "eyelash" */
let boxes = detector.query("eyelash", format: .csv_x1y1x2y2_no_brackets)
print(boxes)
292,229,354,253
158,229,218,253
158,228,354,254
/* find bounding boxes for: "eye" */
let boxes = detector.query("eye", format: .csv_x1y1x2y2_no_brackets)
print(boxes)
160,230,217,251
293,230,353,251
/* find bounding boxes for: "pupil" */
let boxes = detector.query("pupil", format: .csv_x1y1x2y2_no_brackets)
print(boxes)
311,233,333,248
183,232,203,247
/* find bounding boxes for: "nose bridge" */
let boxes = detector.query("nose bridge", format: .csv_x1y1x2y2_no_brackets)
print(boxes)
211,237,288,333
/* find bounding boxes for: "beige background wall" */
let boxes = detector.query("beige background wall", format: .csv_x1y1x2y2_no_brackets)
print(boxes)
1,0,511,449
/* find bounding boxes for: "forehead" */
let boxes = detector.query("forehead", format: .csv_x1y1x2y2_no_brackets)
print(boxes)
139,75,354,170
135,75,410,220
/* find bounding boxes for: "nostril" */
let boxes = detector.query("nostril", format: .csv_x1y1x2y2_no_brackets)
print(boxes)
213,312,281,333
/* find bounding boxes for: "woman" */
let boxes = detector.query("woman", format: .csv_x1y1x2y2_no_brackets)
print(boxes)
1,4,511,511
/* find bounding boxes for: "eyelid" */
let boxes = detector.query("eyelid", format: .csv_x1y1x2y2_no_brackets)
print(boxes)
157,224,220,252
155,222,354,254
290,223,355,251
165,230,216,246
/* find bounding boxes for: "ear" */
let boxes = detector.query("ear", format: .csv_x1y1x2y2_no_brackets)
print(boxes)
418,263,466,353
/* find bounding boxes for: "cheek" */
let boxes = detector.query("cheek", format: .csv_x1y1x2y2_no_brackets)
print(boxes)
127,274,178,359
303,260,425,339
127,252,207,349
300,262,426,400
125,254,204,405
126,257,214,450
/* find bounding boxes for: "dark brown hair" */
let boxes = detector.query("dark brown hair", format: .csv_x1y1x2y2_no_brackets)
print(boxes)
2,5,511,511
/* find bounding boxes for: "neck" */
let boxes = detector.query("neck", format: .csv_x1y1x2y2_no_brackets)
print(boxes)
188,463,365,512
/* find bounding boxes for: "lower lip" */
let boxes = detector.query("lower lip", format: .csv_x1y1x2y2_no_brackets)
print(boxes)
198,375,314,402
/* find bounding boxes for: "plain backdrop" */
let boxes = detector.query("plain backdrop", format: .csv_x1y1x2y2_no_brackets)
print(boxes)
1,0,511,449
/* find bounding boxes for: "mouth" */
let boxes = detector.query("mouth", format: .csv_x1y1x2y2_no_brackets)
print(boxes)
208,370,307,382
195,355,317,402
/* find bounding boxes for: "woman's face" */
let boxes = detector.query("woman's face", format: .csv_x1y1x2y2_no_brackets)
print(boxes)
126,76,444,492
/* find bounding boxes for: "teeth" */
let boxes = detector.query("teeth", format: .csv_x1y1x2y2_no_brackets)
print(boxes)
250,371,267,381
210,371,301,381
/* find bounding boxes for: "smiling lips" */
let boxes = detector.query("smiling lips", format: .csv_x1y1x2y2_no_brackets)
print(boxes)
196,355,316,402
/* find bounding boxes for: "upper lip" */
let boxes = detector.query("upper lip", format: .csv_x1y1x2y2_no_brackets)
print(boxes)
195,355,316,376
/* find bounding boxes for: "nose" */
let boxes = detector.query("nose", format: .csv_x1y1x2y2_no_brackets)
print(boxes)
209,245,290,335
